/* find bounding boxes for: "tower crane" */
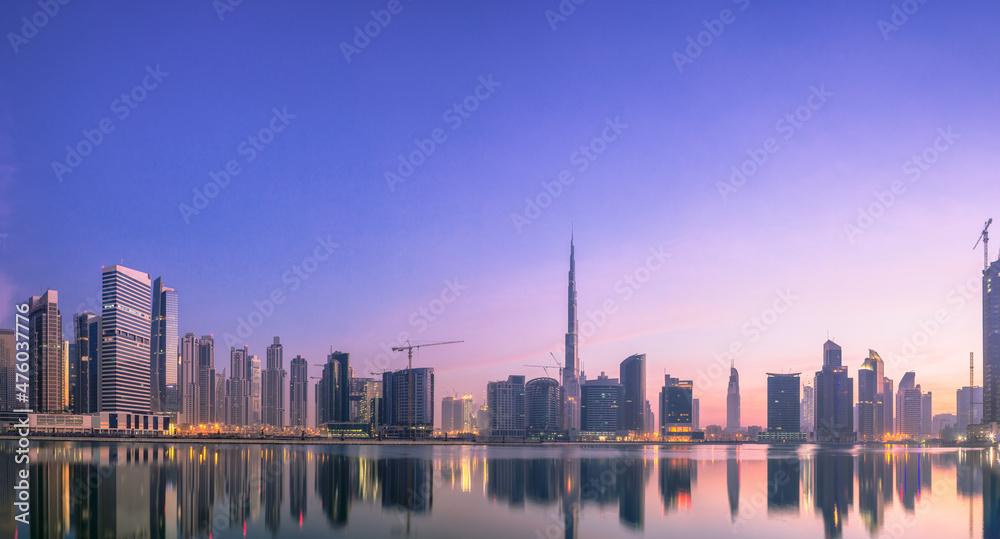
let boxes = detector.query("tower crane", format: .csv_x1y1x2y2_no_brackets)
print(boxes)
975,218,992,270
391,340,463,437
525,353,565,380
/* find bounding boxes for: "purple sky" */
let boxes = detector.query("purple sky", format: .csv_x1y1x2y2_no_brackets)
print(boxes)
1,0,999,427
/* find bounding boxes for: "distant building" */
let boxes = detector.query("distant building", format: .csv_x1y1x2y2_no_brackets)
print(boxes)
800,384,814,434
645,400,655,434
179,334,199,426
382,367,435,437
328,351,350,422
921,392,932,436
316,354,342,428
215,371,226,424
454,395,475,433
620,354,646,433
477,404,489,433
932,413,958,437
580,372,623,435
72,313,100,414
563,236,581,435
660,375,693,441
814,340,854,442
262,337,286,429
487,375,526,438
727,363,740,432
149,277,178,414
0,329,14,412
692,398,700,431
100,266,153,414
958,386,984,430
883,376,894,436
289,355,308,429
896,372,923,437
249,355,261,425
28,289,64,413
442,396,456,432
228,346,249,426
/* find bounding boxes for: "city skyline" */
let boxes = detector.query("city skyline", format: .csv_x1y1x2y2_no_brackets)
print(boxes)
2,1,1000,428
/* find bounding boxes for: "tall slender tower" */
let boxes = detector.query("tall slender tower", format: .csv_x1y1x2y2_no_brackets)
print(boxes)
726,360,741,432
563,234,581,434
100,266,152,414
27,290,64,413
150,277,178,414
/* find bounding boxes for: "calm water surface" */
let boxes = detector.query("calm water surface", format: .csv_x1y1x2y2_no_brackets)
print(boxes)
4,441,1000,538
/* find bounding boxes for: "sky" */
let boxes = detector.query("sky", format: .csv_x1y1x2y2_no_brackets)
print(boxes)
1,0,999,428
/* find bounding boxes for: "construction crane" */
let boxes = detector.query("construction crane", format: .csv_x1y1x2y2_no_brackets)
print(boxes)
975,218,993,270
391,340,463,438
525,353,564,379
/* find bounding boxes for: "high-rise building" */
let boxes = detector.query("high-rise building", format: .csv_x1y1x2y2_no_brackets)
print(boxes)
28,289,64,413
921,392,932,435
442,396,456,432
179,333,199,426
814,340,854,442
315,356,339,428
692,398,699,431
149,277,178,414
228,346,249,426
883,376,894,436
727,362,740,432
289,355,308,429
73,313,100,414
858,350,886,442
215,370,226,424
801,384,814,435
957,386,983,430
0,329,14,412
525,377,561,435
327,351,350,422
63,339,72,410
249,355,261,425
563,235,581,435
983,259,1000,424
455,395,475,433
896,372,923,437
660,375,693,439
488,375,526,438
262,337,286,429
100,265,153,413
197,336,216,423
382,367,434,437
645,400,655,433
581,372,624,434
766,373,801,434
620,353,646,433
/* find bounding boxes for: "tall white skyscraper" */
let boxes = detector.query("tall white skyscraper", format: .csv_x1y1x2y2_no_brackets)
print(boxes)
727,362,740,432
100,265,152,413
150,277,178,414
563,234,581,435
262,337,286,429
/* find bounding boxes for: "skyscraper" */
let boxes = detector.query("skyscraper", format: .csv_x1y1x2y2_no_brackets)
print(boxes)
801,384,814,435
983,259,1000,424
726,362,740,432
442,396,456,432
328,351,350,422
921,392,932,435
525,377,561,435
766,373,801,434
0,329,14,412
229,346,249,426
262,337,286,429
896,372,922,437
149,277,178,414
198,336,216,423
382,367,434,437
883,376,894,436
316,353,341,428
580,372,624,434
487,375,526,438
100,265,153,413
620,353,646,433
957,386,983,430
857,350,886,442
215,370,226,424
563,235,581,435
179,333,199,426
249,355,261,425
289,355,308,429
73,312,100,414
814,340,854,442
28,289,64,413
660,375,693,439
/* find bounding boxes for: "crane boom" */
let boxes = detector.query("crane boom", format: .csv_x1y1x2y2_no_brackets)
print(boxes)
975,218,993,270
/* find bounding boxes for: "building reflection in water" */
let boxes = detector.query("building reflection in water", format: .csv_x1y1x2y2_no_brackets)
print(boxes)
17,441,1000,539
814,450,853,538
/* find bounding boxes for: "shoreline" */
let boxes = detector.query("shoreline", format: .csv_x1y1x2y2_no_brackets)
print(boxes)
0,434,982,448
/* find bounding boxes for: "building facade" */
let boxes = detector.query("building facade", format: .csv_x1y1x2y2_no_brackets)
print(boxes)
814,340,854,442
149,277,178,414
581,372,624,435
100,266,153,414
487,375,526,438
620,353,646,433
289,355,308,429
525,377,562,435
262,337,286,429
766,373,801,440
727,363,740,432
382,367,435,437
660,375,693,440
563,236,581,435
983,259,1000,424
28,290,64,413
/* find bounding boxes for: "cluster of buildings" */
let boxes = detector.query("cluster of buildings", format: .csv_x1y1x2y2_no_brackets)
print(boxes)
4,237,1000,442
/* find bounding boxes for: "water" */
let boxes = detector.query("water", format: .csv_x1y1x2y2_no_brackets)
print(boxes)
4,441,1000,538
